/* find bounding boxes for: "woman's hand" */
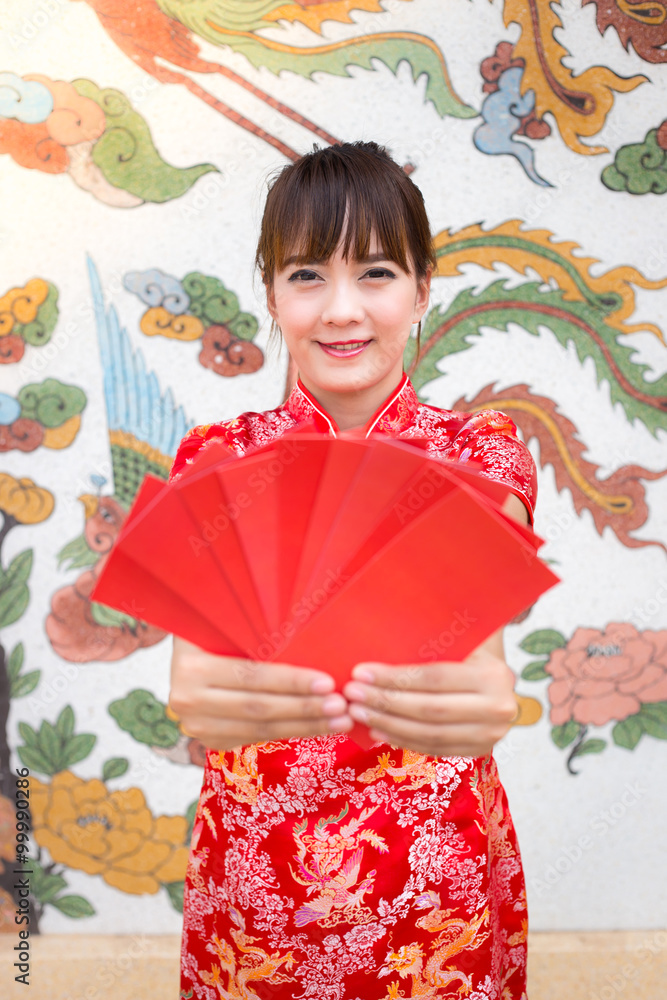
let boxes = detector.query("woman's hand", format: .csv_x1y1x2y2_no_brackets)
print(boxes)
343,630,518,758
169,637,353,752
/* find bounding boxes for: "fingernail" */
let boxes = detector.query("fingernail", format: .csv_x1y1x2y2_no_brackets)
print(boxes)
345,683,366,702
352,666,374,683
349,704,369,724
322,694,346,716
328,715,352,732
311,676,334,694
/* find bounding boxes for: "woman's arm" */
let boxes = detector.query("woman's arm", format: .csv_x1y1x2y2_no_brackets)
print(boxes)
343,492,529,757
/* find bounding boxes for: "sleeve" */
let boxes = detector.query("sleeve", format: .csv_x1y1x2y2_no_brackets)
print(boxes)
449,409,537,523
168,422,238,483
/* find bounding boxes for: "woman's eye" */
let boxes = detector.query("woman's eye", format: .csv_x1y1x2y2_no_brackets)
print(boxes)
365,268,395,279
288,269,319,282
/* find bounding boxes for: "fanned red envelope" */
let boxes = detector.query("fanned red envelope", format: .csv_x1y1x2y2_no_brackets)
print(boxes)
91,430,559,748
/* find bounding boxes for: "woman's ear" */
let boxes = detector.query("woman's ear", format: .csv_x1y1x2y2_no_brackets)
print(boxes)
414,267,432,322
265,280,277,321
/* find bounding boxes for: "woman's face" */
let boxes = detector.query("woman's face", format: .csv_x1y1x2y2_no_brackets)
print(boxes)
266,233,431,403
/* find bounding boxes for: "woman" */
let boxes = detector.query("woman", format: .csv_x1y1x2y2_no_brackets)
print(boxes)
169,141,534,999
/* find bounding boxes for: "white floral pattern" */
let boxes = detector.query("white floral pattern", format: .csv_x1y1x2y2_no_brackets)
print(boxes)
171,376,533,1000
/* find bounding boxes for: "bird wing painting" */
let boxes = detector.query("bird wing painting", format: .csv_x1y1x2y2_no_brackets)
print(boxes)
45,258,192,661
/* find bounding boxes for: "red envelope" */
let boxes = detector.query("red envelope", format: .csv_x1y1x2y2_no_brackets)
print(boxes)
91,430,559,748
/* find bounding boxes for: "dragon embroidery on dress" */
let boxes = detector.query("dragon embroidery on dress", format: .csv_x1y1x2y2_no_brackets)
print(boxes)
290,803,389,927
359,748,439,790
380,895,491,997
470,756,516,863
209,743,286,806
199,908,296,999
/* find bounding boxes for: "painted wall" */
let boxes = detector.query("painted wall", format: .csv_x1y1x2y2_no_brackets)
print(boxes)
0,0,666,939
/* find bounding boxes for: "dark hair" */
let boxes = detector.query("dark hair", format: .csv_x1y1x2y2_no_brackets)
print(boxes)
256,141,436,285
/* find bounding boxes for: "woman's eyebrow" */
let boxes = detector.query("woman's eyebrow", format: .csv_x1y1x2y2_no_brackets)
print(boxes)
282,252,390,266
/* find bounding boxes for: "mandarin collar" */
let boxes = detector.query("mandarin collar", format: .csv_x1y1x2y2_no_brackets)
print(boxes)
283,371,420,437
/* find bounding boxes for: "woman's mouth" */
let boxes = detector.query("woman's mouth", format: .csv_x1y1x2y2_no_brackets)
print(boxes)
318,340,370,358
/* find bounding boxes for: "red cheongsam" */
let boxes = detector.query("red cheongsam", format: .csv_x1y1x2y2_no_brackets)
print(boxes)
169,373,536,1000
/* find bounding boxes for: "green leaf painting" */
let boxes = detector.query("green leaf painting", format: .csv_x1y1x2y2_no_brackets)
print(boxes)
18,379,86,428
575,738,607,756
49,895,97,918
0,549,32,628
90,601,139,630
109,689,181,748
57,534,98,571
165,880,185,913
102,757,130,781
17,708,96,776
602,129,667,196
521,660,550,681
182,273,240,326
551,720,581,750
72,80,218,203
612,715,644,750
520,630,567,656
17,283,59,346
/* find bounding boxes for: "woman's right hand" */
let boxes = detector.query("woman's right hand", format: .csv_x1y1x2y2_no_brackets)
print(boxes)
169,637,353,751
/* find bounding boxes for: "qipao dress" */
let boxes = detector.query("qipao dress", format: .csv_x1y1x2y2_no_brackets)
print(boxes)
169,372,536,1000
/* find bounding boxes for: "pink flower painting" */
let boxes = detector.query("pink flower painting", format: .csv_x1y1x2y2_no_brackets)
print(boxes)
546,623,667,727
519,623,667,773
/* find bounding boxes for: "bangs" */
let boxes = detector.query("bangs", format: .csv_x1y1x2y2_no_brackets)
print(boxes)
257,143,435,281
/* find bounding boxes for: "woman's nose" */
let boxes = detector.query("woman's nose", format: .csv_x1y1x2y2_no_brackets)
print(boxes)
320,280,364,326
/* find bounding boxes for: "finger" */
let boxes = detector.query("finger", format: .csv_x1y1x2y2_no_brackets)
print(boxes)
199,688,348,723
344,685,497,724
179,712,353,747
366,728,485,759
351,661,482,693
216,659,337,696
360,711,497,757
348,698,508,751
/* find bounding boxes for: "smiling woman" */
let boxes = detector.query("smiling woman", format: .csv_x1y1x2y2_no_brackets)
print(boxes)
168,141,537,1000
257,141,436,427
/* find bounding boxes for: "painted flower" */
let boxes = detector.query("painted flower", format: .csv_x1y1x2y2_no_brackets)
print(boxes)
545,623,667,727
30,771,189,894
0,473,54,523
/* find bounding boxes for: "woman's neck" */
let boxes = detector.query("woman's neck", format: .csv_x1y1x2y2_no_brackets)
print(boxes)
299,369,404,431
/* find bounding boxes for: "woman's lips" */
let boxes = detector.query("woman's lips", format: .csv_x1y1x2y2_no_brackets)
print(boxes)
318,341,370,358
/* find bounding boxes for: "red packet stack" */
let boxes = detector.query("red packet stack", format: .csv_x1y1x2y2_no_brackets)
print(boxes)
91,430,559,747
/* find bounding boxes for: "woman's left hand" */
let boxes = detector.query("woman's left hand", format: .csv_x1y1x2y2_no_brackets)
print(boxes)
343,631,518,757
